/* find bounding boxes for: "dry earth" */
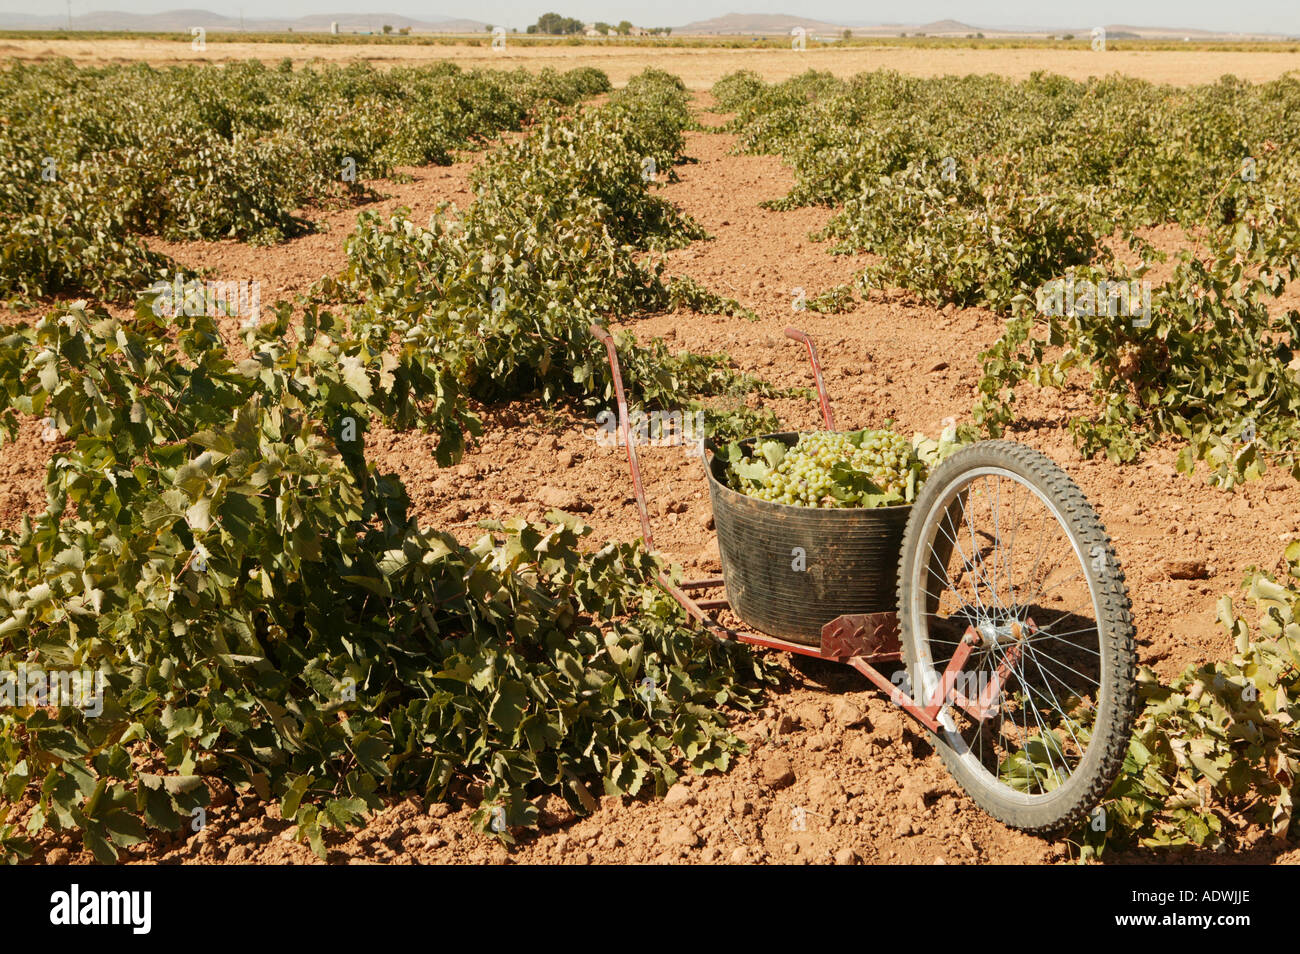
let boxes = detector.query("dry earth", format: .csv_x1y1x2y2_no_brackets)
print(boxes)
5,38,1300,87
4,91,1300,865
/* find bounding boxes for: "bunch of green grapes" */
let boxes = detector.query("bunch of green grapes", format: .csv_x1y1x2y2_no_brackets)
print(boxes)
747,429,918,508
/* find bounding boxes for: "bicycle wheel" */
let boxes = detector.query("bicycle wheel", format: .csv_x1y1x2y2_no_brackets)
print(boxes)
896,441,1136,832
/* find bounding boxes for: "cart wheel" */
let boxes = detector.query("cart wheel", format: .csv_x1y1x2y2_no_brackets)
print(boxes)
896,441,1137,833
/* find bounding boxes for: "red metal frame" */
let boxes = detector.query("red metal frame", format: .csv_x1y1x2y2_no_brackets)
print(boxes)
591,324,657,551
589,323,1007,737
783,326,835,430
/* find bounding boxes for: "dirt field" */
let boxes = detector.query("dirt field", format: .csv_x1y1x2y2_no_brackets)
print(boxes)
5,37,1300,87
4,86,1299,864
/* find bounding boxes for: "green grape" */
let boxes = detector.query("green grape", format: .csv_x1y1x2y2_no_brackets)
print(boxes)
736,428,926,509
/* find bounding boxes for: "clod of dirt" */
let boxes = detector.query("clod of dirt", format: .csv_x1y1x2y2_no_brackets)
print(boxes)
659,824,700,848
1165,558,1209,580
537,485,593,512
901,779,953,810
760,753,796,790
807,774,846,807
834,847,860,865
871,708,905,740
794,701,826,729
831,698,868,727
664,783,698,809
845,737,874,763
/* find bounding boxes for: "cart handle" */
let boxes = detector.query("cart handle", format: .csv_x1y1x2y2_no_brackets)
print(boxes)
784,326,835,430
589,323,656,551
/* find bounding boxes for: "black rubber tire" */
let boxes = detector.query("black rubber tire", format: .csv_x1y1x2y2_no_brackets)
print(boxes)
896,440,1137,834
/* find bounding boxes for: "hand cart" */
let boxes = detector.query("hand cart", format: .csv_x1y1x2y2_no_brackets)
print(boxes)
590,324,1137,833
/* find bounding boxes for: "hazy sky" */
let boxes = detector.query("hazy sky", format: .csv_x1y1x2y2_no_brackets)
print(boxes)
12,0,1300,34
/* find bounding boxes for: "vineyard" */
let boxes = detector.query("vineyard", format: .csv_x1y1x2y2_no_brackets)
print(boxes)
1,53,1300,866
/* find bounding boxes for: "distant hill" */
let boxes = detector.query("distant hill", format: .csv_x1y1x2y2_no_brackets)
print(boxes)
676,13,849,34
914,19,982,35
1104,23,1216,36
1047,23,1281,40
0,9,487,33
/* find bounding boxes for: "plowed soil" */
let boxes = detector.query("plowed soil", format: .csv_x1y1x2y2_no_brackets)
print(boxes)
7,38,1300,88
6,95,1300,866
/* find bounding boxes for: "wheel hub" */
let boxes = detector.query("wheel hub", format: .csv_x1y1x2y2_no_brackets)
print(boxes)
975,618,1025,646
